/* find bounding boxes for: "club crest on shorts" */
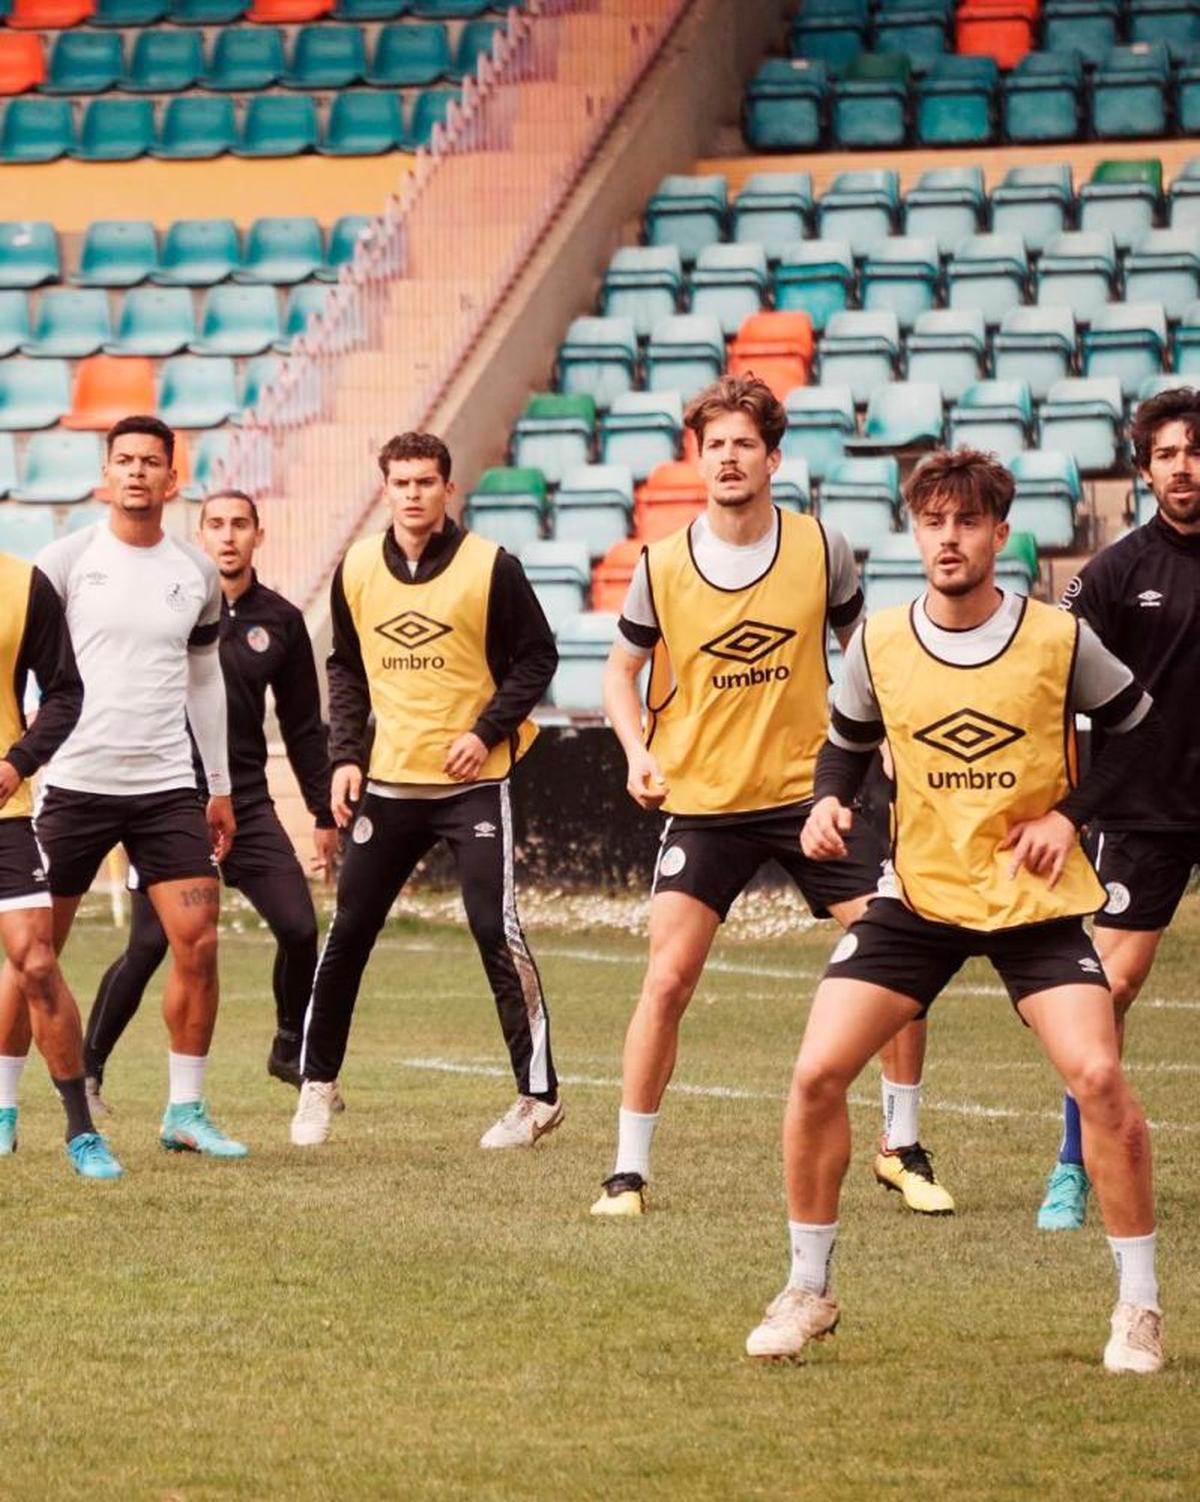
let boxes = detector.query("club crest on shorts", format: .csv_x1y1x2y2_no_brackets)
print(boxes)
246,626,271,653
352,815,374,845
658,845,686,878
830,932,859,965
1103,881,1131,916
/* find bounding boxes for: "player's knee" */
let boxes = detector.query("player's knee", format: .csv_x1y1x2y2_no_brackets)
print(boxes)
791,1056,848,1112
1108,974,1140,1016
176,923,219,980
277,911,318,953
15,939,57,1002
1069,1056,1127,1118
644,955,699,1014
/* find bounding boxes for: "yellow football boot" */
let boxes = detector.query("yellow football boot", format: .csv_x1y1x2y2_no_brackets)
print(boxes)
873,1138,955,1215
590,1171,646,1217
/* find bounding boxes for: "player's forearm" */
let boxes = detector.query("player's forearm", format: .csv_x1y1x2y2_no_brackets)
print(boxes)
812,739,874,806
603,660,648,761
1056,704,1164,828
186,647,231,796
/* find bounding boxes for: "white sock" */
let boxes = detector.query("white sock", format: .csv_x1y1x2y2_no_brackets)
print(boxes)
882,1076,921,1149
787,1220,838,1295
1108,1231,1159,1309
0,1054,25,1109
168,1051,207,1106
613,1107,659,1180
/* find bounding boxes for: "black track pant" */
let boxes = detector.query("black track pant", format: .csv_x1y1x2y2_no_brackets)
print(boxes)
300,782,556,1099
84,801,319,1076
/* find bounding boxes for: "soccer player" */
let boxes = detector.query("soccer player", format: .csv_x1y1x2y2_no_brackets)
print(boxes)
290,431,561,1149
82,489,339,1107
1037,385,1200,1231
0,547,121,1178
590,373,952,1219
0,415,247,1159
746,450,1164,1374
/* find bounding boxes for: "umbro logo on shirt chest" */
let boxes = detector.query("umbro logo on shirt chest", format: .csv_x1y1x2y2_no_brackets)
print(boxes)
1136,590,1164,608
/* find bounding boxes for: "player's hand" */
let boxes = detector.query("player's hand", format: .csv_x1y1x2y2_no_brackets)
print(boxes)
999,810,1077,887
802,796,853,860
331,765,362,828
0,760,22,811
311,824,340,883
444,731,488,782
206,795,236,863
625,747,668,810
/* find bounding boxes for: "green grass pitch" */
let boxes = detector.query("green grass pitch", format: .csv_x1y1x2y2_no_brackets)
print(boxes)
2,892,1197,1501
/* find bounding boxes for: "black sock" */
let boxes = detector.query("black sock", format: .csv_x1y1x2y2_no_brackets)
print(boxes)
52,1076,95,1143
531,1089,558,1105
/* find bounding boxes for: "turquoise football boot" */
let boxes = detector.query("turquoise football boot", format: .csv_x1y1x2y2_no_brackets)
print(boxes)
67,1131,123,1180
1037,1161,1089,1231
160,1100,248,1158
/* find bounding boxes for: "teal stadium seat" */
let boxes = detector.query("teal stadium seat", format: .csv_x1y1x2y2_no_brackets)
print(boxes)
743,59,828,150
816,170,899,260
773,239,854,330
1177,49,1200,133
511,393,595,488
644,175,727,267
158,355,240,428
0,222,59,288
121,30,204,93
875,0,952,61
781,384,855,480
0,504,58,558
92,0,166,21
1038,376,1124,473
548,611,618,711
12,431,102,502
818,310,901,405
43,32,123,94
0,357,69,428
411,0,490,16
518,540,592,633
863,532,927,609
465,466,546,552
947,233,1028,328
1081,302,1168,400
234,97,319,158
276,284,329,349
283,24,367,88
153,97,238,160
452,19,503,79
1130,0,1200,61
191,285,283,356
1136,372,1195,402
916,54,997,145
1078,160,1162,253
557,316,637,411
601,246,682,340
1042,0,1119,66
320,91,404,155
904,309,986,403
644,313,725,402
183,428,233,498
1126,229,1200,322
335,0,405,15
402,88,459,149
902,165,985,257
860,236,939,332
770,456,812,511
1008,450,1081,549
1090,44,1170,139
105,286,196,356
367,23,451,85
1168,157,1200,231
992,305,1076,402
1002,52,1083,144
989,163,1072,255
600,390,681,483
317,214,372,280
552,464,634,561
73,220,157,287
153,219,240,286
789,0,868,74
236,216,323,284
73,99,156,162
0,99,74,162
237,354,281,416
947,379,1033,461
818,457,900,553
0,291,31,355
0,435,16,497
1171,300,1200,375
832,52,911,149
22,288,111,357
203,27,286,91
731,172,813,262
167,0,246,19
1035,231,1118,325
1133,474,1157,524
844,381,944,453
688,243,768,337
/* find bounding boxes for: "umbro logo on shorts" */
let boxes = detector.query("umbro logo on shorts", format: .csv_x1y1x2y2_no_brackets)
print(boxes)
1078,956,1103,975
375,611,453,651
913,708,1026,765
700,619,796,666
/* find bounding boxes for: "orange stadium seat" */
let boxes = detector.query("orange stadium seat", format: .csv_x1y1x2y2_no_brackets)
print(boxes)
955,0,1038,69
62,354,155,430
7,0,95,27
634,460,705,542
245,0,332,19
0,35,46,94
590,538,643,614
728,311,814,398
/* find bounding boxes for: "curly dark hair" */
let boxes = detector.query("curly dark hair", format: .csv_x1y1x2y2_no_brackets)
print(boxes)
1130,386,1200,471
684,374,787,454
378,431,452,481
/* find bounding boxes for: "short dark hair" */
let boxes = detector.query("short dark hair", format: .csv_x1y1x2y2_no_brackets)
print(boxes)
200,489,260,528
106,414,175,466
904,448,1014,522
684,374,787,454
1130,385,1200,470
378,431,452,481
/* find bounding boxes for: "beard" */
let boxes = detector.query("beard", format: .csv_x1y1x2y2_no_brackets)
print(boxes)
1156,485,1200,526
930,558,988,597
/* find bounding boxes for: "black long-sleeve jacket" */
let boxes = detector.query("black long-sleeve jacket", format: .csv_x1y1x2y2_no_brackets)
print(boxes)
4,567,84,778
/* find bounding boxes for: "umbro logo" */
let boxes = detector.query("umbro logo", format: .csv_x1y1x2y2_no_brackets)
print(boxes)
1137,590,1163,608
375,610,453,650
473,821,497,839
700,619,796,665
914,708,1026,765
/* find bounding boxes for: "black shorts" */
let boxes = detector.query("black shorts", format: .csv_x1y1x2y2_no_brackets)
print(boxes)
824,897,1109,1017
1091,827,1200,932
129,798,302,893
0,819,51,912
651,802,886,922
36,786,216,898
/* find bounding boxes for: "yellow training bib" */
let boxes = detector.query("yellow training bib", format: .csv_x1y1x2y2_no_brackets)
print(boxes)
0,553,34,822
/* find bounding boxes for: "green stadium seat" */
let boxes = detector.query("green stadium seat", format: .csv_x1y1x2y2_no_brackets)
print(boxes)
1038,376,1124,474
548,611,619,711
731,171,812,262
317,214,372,280
916,54,997,146
153,97,237,160
0,222,58,289
0,98,74,162
845,381,944,454
905,308,986,404
789,0,868,74
1001,51,1083,144
1035,230,1118,325
121,31,204,93
818,457,900,554
989,163,1073,255
743,58,828,150
644,313,726,402
1081,302,1168,400
946,233,1028,329
0,435,16,498
22,288,111,357
1171,300,1200,375
0,357,69,428
72,220,158,287
158,355,240,428
1079,159,1163,254
552,464,634,561
43,31,122,95
997,528,1039,592
861,237,939,333
92,0,166,21
152,219,239,286
902,166,985,258
518,540,592,634
818,310,901,405
556,316,637,412
512,393,596,488
283,23,367,87
772,238,854,331
1008,451,1081,550
451,19,503,79
11,431,102,503
202,26,285,90
275,283,329,349
816,170,900,261
947,379,1033,461
191,285,282,356
402,88,459,149
599,390,681,483
769,456,812,513
0,290,31,355
992,305,1076,403
600,246,682,341
465,466,546,552
367,22,451,85
234,97,319,158
1130,0,1200,61
105,286,196,356
1042,1,1118,65
73,99,155,161
688,243,768,337
167,0,246,19
782,385,856,481
1090,44,1170,139
319,91,404,155
644,175,727,267
235,216,323,285
832,52,911,149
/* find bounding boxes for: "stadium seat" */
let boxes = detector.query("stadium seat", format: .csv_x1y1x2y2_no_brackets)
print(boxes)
317,214,372,280
121,30,204,93
236,353,280,415
0,98,74,162
727,310,814,398
158,354,239,428
860,237,939,333
772,239,854,332
1126,229,1200,323
0,222,59,288
0,290,31,355
1001,51,1083,144
1171,300,1200,375
1008,450,1081,549
73,99,155,161
955,0,1037,69
1177,49,1200,134
816,170,899,261
519,540,592,633
996,528,1039,593
167,0,246,18
552,464,634,561
644,314,725,402
1041,0,1119,67
634,460,705,541
191,284,282,356
105,286,196,356
731,171,812,262
62,355,155,431
770,456,812,512
902,166,985,258
153,97,238,160
599,390,681,483
0,357,69,428
7,0,94,27
645,175,727,267
905,309,987,404
283,23,367,87
789,0,868,72
1090,44,1171,139
465,466,546,552
401,87,459,149
1035,231,1118,325
234,96,319,158
590,538,642,614
831,52,910,148
0,435,16,498
153,219,240,286
600,246,682,340
1135,372,1195,404
688,243,768,337
874,0,952,61
202,26,285,90
245,0,334,19
0,503,59,559
992,306,1077,403
1131,0,1200,59
410,0,489,14
548,612,618,711
235,216,323,285
556,316,637,411
947,379,1033,461
335,0,406,15
92,0,166,21
1038,376,1124,473
1078,160,1163,254
818,457,900,553
43,31,122,94
319,90,404,155
989,163,1073,256
781,384,856,480
72,220,157,287
818,310,901,405
915,54,997,146
946,233,1028,328
862,531,926,610
844,381,944,453
367,22,451,84
1081,303,1168,400
451,18,504,79
1168,156,1200,231
743,58,828,151
0,35,46,97
22,288,111,357
180,427,233,498
275,284,328,349
11,431,103,504
511,393,596,488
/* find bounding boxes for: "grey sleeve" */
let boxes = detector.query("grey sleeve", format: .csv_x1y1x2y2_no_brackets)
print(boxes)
33,531,86,603
827,624,885,750
824,527,865,634
616,554,658,659
1070,619,1151,731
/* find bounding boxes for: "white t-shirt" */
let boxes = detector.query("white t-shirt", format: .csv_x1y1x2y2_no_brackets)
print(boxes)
36,524,225,796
